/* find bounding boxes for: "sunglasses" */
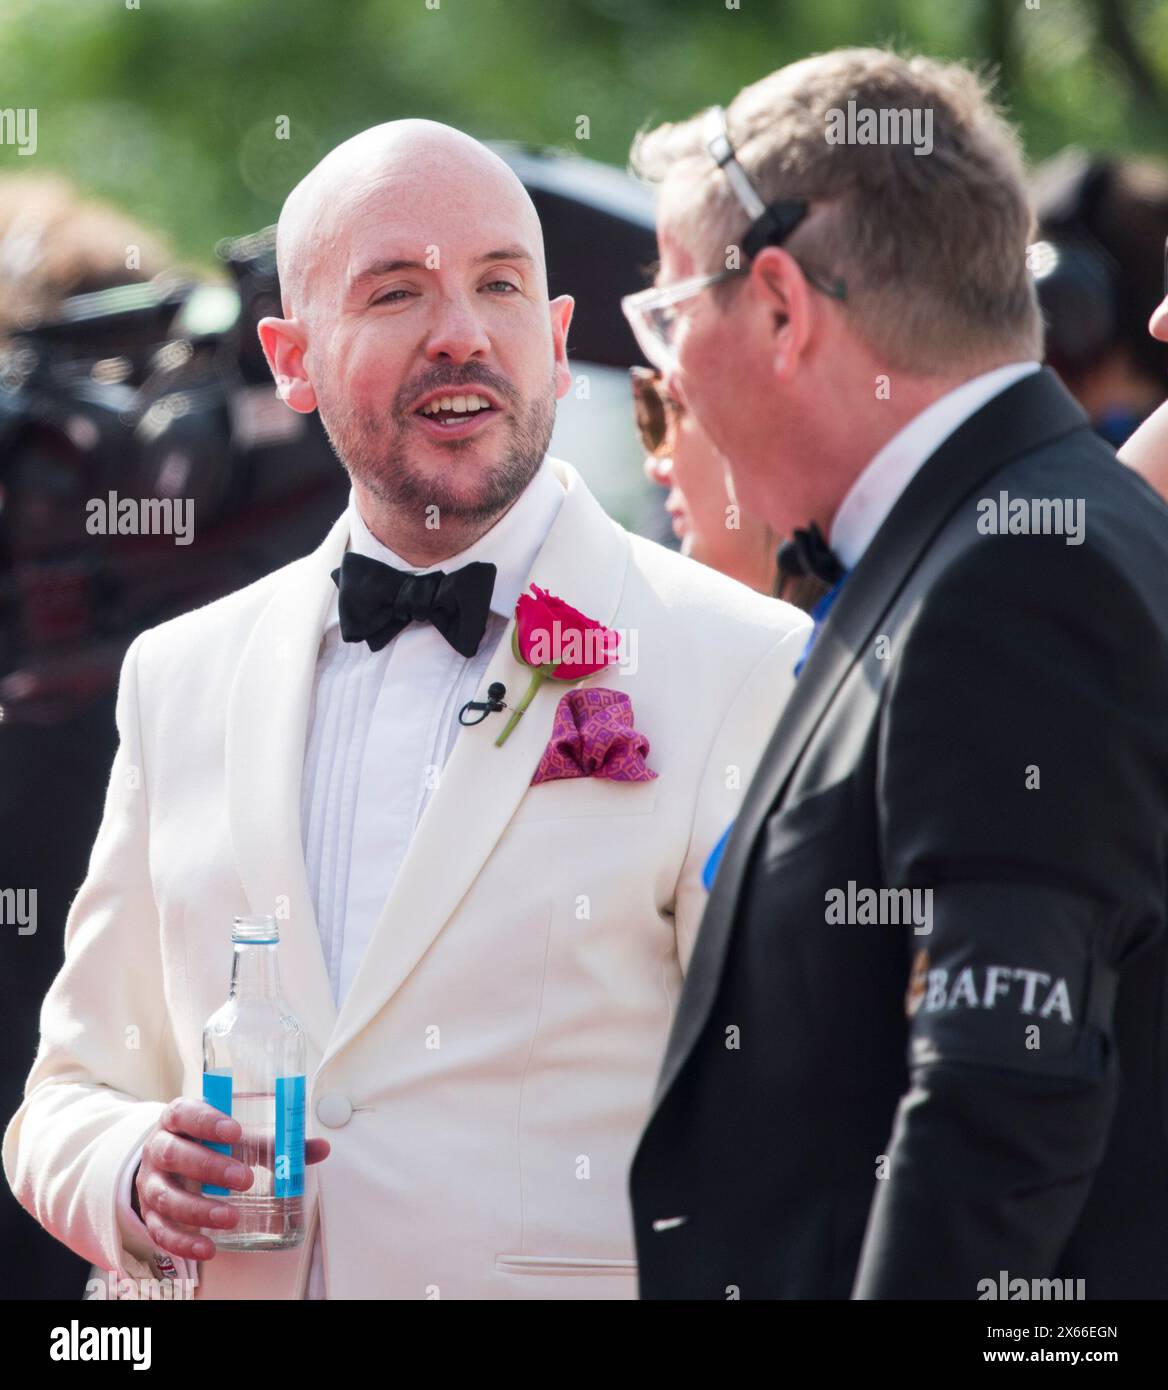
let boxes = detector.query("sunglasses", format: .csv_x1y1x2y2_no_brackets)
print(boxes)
630,366,681,457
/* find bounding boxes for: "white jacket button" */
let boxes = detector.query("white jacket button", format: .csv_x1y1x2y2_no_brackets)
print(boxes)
315,1093,353,1128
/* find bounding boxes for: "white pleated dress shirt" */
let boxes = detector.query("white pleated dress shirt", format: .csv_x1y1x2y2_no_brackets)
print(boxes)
114,455,565,1298
298,457,564,1297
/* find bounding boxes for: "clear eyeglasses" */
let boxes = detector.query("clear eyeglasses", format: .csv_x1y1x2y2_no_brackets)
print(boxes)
621,268,745,375
621,103,846,374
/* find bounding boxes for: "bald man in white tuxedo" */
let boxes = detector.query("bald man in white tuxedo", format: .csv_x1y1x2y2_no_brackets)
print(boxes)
4,121,809,1299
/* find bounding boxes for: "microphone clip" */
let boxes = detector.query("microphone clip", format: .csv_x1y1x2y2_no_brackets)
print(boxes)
458,682,508,727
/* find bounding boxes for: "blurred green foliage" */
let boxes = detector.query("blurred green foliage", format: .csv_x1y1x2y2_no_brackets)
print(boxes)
1,0,1166,268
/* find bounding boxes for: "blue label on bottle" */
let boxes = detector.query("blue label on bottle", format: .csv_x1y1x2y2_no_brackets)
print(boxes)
201,1070,233,1197
275,1075,306,1199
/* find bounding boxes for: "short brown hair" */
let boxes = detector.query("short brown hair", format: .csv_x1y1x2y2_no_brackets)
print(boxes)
631,48,1043,373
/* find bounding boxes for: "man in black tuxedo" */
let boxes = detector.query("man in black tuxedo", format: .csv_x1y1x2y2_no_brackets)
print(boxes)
622,48,1168,1299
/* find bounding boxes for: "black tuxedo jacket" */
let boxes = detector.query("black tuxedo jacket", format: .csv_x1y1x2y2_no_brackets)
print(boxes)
630,369,1168,1299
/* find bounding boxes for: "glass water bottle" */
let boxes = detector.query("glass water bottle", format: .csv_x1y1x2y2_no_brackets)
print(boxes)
201,914,306,1251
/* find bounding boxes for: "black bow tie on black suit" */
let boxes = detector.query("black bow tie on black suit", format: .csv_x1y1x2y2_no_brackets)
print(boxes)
330,551,498,658
776,522,846,587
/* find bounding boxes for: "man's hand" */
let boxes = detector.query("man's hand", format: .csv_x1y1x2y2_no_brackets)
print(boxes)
132,1098,331,1261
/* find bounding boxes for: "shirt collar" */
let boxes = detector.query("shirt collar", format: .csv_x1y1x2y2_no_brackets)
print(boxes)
325,453,566,634
829,360,1041,572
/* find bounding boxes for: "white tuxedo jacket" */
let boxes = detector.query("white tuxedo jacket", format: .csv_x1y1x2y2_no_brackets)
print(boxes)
4,458,809,1299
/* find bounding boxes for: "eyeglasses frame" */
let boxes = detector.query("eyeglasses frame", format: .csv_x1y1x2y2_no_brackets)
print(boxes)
621,104,846,371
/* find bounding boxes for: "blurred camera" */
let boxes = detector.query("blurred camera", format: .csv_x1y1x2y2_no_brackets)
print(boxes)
0,229,346,722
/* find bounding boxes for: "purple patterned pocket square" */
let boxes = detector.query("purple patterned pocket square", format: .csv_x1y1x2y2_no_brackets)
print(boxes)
531,687,658,785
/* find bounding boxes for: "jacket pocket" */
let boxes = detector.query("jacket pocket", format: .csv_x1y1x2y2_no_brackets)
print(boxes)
509,775,658,824
495,1254,638,1275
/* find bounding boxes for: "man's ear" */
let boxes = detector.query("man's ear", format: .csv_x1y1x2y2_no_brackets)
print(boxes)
257,316,318,414
750,246,813,382
549,294,575,399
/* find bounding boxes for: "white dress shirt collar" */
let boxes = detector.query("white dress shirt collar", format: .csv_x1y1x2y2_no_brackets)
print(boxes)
328,453,566,631
829,361,1041,572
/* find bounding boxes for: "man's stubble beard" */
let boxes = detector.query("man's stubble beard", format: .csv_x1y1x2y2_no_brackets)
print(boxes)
318,370,558,526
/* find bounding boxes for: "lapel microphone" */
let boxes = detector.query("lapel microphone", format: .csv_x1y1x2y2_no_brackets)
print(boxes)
458,682,508,727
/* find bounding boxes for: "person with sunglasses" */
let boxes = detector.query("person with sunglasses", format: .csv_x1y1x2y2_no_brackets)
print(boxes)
624,49,1168,1302
631,366,776,590
632,366,830,611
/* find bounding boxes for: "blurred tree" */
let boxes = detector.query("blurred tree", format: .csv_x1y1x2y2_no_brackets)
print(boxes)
1087,0,1168,125
0,0,1164,269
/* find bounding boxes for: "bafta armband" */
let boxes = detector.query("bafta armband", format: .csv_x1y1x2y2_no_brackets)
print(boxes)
902,880,1118,1081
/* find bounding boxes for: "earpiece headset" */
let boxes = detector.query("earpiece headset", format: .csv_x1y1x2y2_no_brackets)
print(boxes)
1029,153,1122,376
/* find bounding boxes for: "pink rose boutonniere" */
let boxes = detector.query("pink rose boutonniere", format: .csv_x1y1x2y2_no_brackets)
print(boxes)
494,584,620,747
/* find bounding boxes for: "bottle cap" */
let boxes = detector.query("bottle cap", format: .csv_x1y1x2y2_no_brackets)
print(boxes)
232,913,279,944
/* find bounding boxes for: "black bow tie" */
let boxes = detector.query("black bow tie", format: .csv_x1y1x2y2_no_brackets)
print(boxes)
330,551,497,658
776,523,846,587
